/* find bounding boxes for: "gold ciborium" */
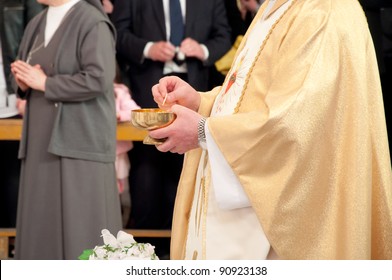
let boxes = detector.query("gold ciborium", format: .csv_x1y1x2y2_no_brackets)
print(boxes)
131,108,176,145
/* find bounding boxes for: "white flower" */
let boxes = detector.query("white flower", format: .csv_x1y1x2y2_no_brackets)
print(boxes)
91,246,107,260
87,229,159,260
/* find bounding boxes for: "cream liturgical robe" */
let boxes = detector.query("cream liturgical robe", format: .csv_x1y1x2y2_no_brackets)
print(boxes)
171,0,392,260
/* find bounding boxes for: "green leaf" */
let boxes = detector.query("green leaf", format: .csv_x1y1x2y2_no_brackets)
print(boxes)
78,249,93,260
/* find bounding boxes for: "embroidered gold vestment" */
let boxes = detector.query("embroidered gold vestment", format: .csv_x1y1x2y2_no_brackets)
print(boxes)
171,0,392,259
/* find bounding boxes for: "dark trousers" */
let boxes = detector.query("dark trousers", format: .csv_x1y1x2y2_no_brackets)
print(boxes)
127,142,183,230
126,142,183,258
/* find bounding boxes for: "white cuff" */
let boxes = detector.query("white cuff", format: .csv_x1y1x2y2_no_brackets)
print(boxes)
200,44,209,61
143,42,154,59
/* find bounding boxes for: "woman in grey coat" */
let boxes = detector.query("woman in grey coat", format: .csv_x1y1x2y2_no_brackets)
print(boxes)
10,0,122,259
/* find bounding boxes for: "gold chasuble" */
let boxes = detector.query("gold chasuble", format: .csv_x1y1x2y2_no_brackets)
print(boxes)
171,0,392,260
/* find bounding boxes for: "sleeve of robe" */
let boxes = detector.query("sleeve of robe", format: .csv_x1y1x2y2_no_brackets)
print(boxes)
44,22,116,102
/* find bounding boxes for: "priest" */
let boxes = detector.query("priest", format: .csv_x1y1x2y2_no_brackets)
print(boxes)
150,0,392,259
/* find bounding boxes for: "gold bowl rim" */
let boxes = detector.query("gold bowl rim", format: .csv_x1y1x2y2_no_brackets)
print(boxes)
131,108,171,114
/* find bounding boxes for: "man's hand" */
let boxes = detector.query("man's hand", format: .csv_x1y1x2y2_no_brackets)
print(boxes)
179,38,206,61
148,41,176,62
240,0,261,15
102,0,113,14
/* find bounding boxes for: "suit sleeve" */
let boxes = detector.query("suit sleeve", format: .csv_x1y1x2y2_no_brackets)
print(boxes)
111,0,148,64
201,0,232,65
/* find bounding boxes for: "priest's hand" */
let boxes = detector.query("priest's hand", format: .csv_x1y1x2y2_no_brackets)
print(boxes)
152,75,201,111
149,104,201,154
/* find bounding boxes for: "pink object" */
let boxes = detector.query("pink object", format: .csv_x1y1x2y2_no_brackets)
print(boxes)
114,83,140,122
114,83,140,193
16,98,26,116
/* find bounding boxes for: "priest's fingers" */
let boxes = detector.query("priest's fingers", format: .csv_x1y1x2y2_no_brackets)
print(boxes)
151,127,172,153
152,83,171,110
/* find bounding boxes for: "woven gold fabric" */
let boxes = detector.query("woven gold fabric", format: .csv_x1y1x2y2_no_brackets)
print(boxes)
171,0,392,259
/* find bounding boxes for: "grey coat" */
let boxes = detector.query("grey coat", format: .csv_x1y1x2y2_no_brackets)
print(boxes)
14,0,117,162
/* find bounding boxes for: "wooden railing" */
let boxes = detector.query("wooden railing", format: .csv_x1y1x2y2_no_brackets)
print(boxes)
0,228,171,259
0,119,147,141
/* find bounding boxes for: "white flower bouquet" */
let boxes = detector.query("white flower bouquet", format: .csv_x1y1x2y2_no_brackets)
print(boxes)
79,229,159,260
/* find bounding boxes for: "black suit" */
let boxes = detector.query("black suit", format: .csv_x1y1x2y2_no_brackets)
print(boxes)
112,0,231,106
111,0,231,258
